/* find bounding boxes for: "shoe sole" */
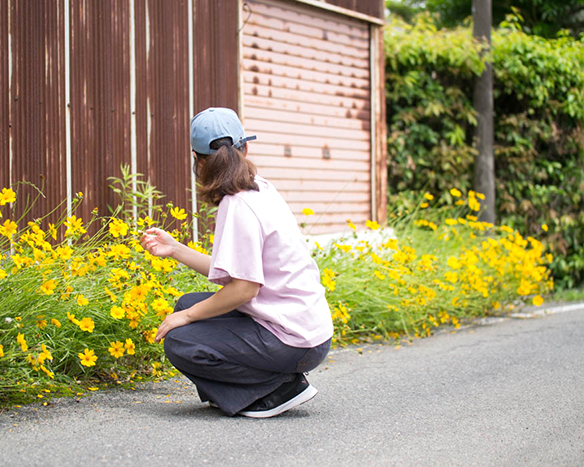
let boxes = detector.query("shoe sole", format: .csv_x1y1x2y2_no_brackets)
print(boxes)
239,384,318,419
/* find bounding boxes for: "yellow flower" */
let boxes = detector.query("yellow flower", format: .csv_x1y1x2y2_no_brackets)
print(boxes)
541,224,548,232
0,187,16,205
450,188,462,197
67,311,81,325
124,338,136,355
0,344,3,358
0,219,18,238
109,218,129,238
48,223,58,240
424,192,434,200
136,216,154,227
334,243,352,253
374,270,386,280
64,215,87,237
51,318,62,328
447,257,461,269
475,192,485,200
346,220,357,231
532,295,544,307
0,269,6,280
78,317,95,333
468,197,481,212
108,341,125,359
445,218,457,226
40,279,58,295
170,207,188,220
365,220,380,230
76,294,89,306
17,333,28,352
110,305,125,320
78,348,98,367
40,365,54,379
108,244,131,261
302,208,315,216
35,315,48,329
144,328,158,344
420,202,429,209
104,287,118,303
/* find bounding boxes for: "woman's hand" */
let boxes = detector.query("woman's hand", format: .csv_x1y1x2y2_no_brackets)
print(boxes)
140,227,178,258
155,310,192,343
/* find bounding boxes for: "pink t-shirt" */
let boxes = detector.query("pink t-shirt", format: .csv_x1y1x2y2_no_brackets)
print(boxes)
207,176,333,348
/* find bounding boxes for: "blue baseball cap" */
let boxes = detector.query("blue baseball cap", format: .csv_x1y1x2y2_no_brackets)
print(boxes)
190,107,257,155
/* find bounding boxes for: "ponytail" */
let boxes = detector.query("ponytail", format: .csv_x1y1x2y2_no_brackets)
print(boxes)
197,138,259,205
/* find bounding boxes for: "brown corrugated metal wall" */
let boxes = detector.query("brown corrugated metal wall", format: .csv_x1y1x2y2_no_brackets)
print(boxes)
1,0,383,234
1,0,239,228
241,0,373,234
2,0,68,222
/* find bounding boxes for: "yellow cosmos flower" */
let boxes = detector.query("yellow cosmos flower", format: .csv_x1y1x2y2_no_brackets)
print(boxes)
51,318,62,328
35,315,48,329
108,244,131,261
447,257,461,269
366,220,380,230
109,218,129,238
78,317,95,333
420,202,429,208
445,218,457,226
77,294,89,306
0,187,16,205
0,269,6,280
67,311,81,325
78,348,98,367
110,305,125,320
124,338,136,355
541,224,548,232
302,208,315,216
48,223,58,240
0,219,18,238
170,207,188,220
334,243,352,253
0,344,4,358
346,219,357,231
40,279,57,295
144,328,158,344
108,341,125,358
17,333,28,352
532,295,544,307
450,188,462,197
64,215,87,237
468,197,481,212
137,215,154,227
374,270,386,280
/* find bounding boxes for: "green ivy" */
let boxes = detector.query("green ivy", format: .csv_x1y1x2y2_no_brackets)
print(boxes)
385,14,584,288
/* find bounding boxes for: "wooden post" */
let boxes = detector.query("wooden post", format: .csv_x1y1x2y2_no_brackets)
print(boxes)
473,0,495,225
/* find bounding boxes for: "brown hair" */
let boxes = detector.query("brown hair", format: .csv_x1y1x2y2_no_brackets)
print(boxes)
196,137,259,205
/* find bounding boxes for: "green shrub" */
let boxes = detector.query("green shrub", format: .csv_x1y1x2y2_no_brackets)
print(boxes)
385,14,584,288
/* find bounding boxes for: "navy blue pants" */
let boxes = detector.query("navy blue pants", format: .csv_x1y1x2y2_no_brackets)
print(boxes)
163,292,331,416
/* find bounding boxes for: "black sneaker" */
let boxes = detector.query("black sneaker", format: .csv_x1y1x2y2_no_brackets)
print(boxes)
239,373,318,418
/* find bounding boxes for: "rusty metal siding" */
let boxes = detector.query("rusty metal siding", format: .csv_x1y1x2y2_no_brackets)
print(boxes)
69,0,132,222
325,0,384,20
0,0,10,189
241,0,372,234
193,0,240,114
5,0,67,223
142,0,191,211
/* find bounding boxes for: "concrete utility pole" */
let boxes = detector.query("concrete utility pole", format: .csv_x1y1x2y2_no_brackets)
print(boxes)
472,0,496,225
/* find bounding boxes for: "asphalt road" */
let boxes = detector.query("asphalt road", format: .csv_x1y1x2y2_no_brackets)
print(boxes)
2,303,583,466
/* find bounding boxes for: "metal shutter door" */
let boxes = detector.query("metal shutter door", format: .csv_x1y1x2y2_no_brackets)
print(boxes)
241,0,372,234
